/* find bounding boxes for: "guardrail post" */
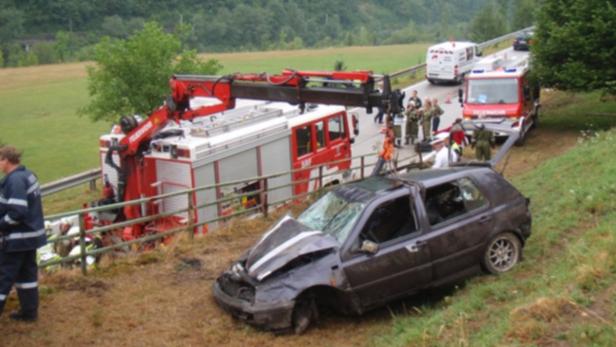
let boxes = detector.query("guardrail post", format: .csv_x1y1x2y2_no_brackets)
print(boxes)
360,156,365,179
78,213,88,275
187,191,195,240
318,165,323,189
89,178,96,192
260,178,268,218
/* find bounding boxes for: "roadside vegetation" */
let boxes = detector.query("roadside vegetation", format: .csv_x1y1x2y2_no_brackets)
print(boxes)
373,90,616,346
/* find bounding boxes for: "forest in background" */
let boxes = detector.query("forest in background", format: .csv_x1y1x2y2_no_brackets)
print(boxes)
0,0,535,67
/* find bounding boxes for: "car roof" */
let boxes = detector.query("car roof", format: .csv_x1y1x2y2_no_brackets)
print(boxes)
335,166,494,202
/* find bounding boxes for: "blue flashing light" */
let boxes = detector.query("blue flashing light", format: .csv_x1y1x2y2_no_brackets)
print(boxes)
472,69,484,73
505,68,517,72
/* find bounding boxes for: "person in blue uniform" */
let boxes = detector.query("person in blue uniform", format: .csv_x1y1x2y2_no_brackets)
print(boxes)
0,146,47,322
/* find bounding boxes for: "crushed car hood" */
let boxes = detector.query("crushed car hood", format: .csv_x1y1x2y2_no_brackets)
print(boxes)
245,216,339,281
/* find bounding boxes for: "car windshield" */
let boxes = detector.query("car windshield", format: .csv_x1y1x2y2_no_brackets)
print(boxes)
297,191,365,243
468,78,519,104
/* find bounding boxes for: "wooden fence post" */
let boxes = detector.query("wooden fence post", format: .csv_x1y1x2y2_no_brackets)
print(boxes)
78,213,88,275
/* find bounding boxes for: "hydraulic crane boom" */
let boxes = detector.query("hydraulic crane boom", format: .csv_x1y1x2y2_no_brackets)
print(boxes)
119,70,399,155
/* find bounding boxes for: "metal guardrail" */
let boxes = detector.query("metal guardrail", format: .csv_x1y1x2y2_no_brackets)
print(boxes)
40,152,423,274
42,26,533,197
41,168,100,197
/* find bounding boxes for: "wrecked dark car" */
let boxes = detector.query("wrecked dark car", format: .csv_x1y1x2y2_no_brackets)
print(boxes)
213,166,531,333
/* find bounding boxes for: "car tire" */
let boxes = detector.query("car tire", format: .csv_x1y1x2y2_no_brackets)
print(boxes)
482,232,521,274
292,295,318,334
427,78,435,85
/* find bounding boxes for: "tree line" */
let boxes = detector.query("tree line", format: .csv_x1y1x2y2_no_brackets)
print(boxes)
0,0,535,68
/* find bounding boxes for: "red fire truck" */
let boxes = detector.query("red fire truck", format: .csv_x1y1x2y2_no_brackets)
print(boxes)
92,70,400,239
460,54,540,144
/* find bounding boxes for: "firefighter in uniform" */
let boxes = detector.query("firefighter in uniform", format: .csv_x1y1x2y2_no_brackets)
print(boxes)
0,146,46,322
404,103,420,145
473,124,494,161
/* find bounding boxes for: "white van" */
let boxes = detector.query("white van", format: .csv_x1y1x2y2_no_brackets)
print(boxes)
426,41,481,84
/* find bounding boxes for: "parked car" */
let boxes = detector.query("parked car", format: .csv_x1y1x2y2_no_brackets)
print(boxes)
213,165,532,333
513,31,534,51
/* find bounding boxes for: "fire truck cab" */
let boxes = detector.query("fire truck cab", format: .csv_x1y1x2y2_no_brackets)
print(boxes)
99,99,359,233
461,54,540,144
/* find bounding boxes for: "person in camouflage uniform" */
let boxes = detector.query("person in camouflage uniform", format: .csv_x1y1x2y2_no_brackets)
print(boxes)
421,99,433,141
473,124,494,161
404,103,420,144
431,98,444,133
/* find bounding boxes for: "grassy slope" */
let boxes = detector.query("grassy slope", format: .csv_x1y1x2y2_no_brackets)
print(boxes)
0,44,429,183
373,92,616,346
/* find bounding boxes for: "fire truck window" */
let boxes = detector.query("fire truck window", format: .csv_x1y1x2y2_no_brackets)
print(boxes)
315,121,325,149
328,116,344,141
296,126,312,157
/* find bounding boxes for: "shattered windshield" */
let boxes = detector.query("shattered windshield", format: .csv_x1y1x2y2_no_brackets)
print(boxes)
298,191,365,243
468,78,518,104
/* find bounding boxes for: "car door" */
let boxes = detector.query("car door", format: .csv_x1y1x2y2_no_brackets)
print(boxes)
420,177,493,283
341,188,432,308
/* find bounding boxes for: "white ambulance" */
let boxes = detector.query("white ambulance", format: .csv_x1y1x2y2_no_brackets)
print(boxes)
426,41,481,84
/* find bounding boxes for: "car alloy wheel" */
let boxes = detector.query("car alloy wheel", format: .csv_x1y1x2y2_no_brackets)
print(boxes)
483,232,521,274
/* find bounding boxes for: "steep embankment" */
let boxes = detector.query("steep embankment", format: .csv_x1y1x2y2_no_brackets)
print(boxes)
1,91,615,347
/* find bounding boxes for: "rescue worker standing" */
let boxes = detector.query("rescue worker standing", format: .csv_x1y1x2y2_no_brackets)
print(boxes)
0,146,46,322
421,99,433,141
473,124,494,161
431,98,444,133
404,103,420,145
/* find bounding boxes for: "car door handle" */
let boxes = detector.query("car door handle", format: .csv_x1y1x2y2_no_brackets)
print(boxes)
406,240,426,253
479,216,492,224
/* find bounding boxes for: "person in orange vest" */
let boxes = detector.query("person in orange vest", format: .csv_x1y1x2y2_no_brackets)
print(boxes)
371,119,395,176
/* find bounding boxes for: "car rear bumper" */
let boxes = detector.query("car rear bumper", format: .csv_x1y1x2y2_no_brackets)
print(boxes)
213,281,295,331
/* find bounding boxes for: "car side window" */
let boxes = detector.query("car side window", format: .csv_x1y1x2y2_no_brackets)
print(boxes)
359,196,418,244
458,177,487,211
424,178,486,226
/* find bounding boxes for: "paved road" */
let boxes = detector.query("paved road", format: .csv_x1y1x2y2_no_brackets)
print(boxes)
350,47,529,171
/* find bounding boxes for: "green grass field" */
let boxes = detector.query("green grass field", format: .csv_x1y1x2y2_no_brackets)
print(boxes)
0,43,430,183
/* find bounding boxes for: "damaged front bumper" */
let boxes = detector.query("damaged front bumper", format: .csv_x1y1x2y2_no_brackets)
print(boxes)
213,276,295,331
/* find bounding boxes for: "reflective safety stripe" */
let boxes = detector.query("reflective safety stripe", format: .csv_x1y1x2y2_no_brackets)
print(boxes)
7,198,27,207
5,229,45,240
248,230,322,274
15,282,38,289
0,196,6,204
0,294,6,300
4,214,18,225
27,182,40,194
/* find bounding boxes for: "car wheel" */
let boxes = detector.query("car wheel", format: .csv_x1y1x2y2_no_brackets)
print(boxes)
482,232,521,274
292,295,318,334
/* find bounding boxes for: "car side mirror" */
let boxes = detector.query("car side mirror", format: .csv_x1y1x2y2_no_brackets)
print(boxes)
359,240,379,255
